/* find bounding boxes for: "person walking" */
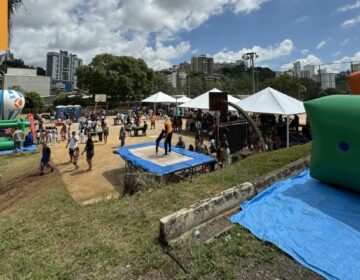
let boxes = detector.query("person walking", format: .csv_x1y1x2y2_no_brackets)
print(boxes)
103,123,109,144
119,127,126,147
66,131,79,163
40,142,54,175
82,137,95,171
164,116,173,155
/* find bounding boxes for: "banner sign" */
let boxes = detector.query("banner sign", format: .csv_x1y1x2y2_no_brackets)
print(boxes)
0,0,8,50
29,113,36,139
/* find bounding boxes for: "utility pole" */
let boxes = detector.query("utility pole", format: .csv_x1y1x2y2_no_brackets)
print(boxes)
188,72,191,97
242,52,259,94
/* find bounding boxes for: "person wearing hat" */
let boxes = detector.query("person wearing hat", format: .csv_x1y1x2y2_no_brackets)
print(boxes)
164,116,173,155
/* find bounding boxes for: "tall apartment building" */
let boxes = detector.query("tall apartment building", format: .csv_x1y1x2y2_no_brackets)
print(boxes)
167,71,188,89
46,50,83,91
191,55,214,75
293,61,301,77
313,70,336,89
352,63,360,72
178,61,191,74
301,65,315,79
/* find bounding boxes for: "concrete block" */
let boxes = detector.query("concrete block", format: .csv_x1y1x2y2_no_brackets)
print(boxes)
159,182,255,242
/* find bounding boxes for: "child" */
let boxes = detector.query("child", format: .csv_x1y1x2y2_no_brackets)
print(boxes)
155,129,166,154
73,146,80,170
51,129,57,145
79,127,85,144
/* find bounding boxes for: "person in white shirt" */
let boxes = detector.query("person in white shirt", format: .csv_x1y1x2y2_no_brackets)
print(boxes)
79,128,85,144
51,129,57,145
66,131,79,163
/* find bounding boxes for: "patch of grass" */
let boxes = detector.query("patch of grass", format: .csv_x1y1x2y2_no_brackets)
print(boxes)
0,143,311,278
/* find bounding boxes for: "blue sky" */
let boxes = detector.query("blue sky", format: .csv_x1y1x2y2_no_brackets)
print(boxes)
10,0,360,71
176,0,360,70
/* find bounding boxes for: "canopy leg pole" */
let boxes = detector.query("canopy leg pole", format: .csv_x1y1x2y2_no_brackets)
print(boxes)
287,116,289,148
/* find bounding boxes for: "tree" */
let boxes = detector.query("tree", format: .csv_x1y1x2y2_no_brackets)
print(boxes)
8,1,23,38
53,93,70,107
152,73,176,95
77,54,155,102
24,91,44,113
189,72,206,97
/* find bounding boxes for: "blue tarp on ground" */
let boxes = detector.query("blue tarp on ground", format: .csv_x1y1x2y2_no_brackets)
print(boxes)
231,169,360,280
0,144,37,155
115,142,216,175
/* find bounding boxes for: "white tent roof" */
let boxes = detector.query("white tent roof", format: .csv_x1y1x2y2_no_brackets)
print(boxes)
177,96,192,103
141,91,176,103
236,87,305,115
179,88,241,110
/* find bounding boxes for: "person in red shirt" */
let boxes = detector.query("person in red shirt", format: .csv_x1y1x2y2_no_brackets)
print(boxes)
164,116,173,155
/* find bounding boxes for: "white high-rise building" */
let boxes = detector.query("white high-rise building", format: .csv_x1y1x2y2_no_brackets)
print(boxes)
46,50,83,90
293,61,301,77
167,72,177,88
302,65,315,79
352,63,360,72
313,70,336,89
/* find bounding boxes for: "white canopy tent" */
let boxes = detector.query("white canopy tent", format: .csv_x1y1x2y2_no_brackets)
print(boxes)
141,91,176,103
236,87,305,148
179,88,241,111
176,96,192,103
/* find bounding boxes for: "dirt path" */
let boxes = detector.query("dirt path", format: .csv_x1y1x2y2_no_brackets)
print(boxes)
51,117,197,205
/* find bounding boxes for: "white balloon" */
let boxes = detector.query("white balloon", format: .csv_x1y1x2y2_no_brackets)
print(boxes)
0,90,25,120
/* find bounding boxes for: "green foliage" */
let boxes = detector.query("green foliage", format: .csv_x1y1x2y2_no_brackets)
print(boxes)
152,73,176,95
0,143,311,278
262,75,322,101
53,93,70,106
24,91,44,113
77,54,155,102
189,72,207,97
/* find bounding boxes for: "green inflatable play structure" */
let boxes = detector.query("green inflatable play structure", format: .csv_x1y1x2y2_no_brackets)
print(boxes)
305,94,360,192
0,119,31,151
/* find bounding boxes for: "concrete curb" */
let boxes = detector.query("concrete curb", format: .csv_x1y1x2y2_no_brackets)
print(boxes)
159,156,310,244
159,182,255,242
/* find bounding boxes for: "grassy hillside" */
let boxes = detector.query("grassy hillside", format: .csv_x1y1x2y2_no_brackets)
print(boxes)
0,143,311,279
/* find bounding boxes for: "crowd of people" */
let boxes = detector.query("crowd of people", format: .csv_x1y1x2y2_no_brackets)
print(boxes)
6,104,311,178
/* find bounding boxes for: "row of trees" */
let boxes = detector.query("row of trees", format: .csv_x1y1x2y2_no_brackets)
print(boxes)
77,54,334,103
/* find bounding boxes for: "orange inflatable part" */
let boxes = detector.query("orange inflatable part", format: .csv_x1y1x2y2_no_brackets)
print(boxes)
347,71,360,95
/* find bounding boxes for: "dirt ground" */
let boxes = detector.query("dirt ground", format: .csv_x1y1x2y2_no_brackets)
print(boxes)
51,117,198,205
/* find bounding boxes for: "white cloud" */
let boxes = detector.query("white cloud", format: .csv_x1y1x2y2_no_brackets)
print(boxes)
11,0,269,70
341,16,360,28
230,0,270,14
301,49,310,55
337,1,360,12
295,15,309,23
332,51,341,57
340,38,349,46
316,40,327,49
213,39,294,63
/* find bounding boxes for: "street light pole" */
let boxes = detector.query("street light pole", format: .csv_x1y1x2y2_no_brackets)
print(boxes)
242,52,259,94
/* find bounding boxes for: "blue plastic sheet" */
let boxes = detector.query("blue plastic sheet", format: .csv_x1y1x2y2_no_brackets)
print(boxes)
0,144,37,155
231,169,360,280
115,142,216,175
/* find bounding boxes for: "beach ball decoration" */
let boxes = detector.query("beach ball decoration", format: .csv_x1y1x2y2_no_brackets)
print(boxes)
0,90,25,120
